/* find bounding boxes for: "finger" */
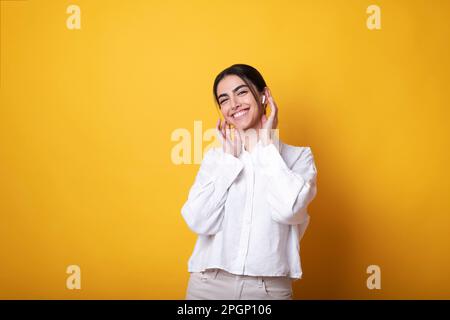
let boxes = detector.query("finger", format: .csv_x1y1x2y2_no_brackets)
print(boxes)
216,127,225,141
267,88,278,115
265,87,270,100
217,119,225,140
271,98,278,116
216,129,224,142
232,127,239,142
260,114,266,129
235,128,242,145
261,114,267,124
265,87,275,106
266,102,276,123
263,88,273,117
266,86,272,99
221,120,226,137
224,120,228,134
217,118,222,135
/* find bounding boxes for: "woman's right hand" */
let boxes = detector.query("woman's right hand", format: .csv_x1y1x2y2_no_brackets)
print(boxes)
216,118,242,158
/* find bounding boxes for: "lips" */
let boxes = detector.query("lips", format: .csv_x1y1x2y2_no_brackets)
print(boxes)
232,108,250,119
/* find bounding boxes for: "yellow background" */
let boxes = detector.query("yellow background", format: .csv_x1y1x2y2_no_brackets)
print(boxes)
1,0,449,299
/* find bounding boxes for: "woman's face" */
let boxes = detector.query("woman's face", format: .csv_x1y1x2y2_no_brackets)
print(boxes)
216,75,264,130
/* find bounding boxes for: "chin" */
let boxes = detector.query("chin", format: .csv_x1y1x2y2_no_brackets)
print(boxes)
230,115,256,130
231,120,251,130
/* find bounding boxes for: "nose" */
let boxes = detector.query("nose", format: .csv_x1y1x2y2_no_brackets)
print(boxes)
229,96,241,112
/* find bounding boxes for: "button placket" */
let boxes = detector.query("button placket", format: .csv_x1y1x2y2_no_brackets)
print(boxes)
240,156,255,273
236,152,254,273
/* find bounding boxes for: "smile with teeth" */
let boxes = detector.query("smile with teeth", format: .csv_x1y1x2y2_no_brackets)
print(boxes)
232,109,249,119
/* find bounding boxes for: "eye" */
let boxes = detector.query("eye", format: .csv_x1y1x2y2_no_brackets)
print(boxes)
219,98,228,105
237,90,248,96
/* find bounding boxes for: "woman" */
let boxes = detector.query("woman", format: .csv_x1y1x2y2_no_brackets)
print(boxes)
181,64,318,300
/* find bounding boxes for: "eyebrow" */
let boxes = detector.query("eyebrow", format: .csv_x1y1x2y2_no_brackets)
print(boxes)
217,84,249,100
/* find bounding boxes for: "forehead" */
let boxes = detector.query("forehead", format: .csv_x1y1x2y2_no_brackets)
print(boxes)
216,75,247,95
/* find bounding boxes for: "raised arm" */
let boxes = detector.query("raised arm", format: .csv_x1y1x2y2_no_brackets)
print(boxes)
256,143,317,225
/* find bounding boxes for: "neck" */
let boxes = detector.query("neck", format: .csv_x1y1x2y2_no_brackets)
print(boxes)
241,122,263,153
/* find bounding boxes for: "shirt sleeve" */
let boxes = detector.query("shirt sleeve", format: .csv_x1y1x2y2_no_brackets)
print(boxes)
255,141,318,225
181,148,244,235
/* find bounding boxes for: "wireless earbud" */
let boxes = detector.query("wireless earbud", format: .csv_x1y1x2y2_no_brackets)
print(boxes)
261,95,266,104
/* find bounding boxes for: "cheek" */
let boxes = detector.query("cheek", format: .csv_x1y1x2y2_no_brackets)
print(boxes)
244,96,257,106
220,105,230,117
249,105,261,118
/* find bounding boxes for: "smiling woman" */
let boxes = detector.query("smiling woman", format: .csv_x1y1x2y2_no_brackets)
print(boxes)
214,65,268,130
180,64,318,300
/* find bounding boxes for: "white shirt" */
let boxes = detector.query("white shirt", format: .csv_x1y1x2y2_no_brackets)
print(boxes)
181,138,318,280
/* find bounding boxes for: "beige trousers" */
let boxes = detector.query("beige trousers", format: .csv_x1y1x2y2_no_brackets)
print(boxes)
185,268,293,300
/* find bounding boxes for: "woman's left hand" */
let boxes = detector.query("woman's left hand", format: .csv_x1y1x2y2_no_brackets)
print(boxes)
260,86,278,146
